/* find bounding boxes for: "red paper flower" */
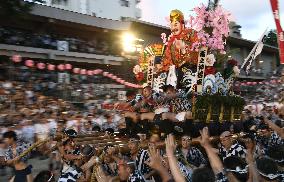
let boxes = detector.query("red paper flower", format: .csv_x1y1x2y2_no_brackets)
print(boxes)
227,59,238,67
204,66,216,76
135,72,144,82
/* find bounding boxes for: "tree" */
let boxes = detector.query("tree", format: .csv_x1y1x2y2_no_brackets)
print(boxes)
264,29,278,47
0,0,45,18
207,0,220,10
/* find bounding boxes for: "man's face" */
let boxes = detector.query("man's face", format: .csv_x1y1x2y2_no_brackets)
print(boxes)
181,136,191,149
170,20,183,36
127,95,135,101
65,139,75,150
267,108,274,115
220,134,233,149
257,129,271,137
148,135,160,148
118,165,130,181
4,138,13,146
104,155,112,163
142,87,152,98
128,141,139,155
165,88,176,98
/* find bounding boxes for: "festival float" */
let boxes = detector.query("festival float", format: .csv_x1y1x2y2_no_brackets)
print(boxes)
133,4,245,123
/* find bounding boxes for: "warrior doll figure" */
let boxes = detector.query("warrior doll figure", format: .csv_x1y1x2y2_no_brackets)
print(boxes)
162,10,199,89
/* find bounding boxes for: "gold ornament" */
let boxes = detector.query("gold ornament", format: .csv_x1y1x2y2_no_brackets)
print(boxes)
206,104,212,123
230,107,235,122
219,104,224,123
170,9,184,23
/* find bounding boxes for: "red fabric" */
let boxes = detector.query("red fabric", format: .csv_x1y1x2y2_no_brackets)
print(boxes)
270,0,284,64
162,28,199,71
204,67,216,76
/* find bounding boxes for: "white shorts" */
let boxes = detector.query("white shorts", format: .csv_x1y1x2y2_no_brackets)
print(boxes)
155,107,170,115
175,112,186,121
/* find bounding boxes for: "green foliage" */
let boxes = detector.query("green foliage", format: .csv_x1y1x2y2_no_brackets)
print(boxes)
264,29,278,47
0,0,45,18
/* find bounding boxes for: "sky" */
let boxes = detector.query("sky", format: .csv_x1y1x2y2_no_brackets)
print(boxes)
138,0,284,41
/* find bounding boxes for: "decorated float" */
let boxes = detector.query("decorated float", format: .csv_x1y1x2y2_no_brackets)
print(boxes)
133,4,245,123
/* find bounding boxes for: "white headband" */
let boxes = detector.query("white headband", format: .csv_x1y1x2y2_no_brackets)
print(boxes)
258,170,279,179
226,165,248,174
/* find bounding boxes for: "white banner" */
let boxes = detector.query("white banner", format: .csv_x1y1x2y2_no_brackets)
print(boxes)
57,40,69,52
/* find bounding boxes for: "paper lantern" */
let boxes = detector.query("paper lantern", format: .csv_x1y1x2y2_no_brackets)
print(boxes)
112,75,117,79
65,64,72,70
103,72,109,76
25,60,34,67
47,64,55,71
87,70,93,76
73,68,80,74
253,82,257,85
12,55,22,63
57,64,65,71
93,69,103,75
271,80,276,84
80,69,87,75
37,63,46,70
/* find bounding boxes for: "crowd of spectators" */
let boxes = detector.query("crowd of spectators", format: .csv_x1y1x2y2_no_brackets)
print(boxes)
0,26,120,56
0,62,125,103
238,76,284,114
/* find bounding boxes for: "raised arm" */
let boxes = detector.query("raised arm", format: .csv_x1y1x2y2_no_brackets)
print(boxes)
264,117,284,138
198,127,224,174
165,134,186,182
145,146,171,182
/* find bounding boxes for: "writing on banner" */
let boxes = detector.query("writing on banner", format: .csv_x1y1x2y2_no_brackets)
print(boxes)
196,47,208,93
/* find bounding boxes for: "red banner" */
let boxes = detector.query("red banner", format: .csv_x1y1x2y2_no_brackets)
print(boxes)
270,0,284,64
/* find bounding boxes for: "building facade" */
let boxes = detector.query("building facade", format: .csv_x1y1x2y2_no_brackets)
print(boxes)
43,0,141,20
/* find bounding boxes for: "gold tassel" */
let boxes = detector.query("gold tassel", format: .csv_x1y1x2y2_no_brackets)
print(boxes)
206,104,212,123
219,104,224,123
230,107,235,122
192,96,196,120
91,165,97,182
